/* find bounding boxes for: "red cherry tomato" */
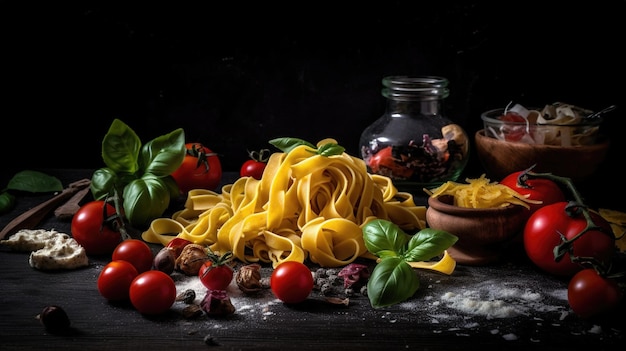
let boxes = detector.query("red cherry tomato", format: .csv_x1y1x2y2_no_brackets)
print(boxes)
112,239,154,273
568,268,623,319
166,237,193,259
240,149,270,180
71,200,122,255
523,202,615,277
129,270,176,315
97,260,139,301
270,261,314,304
198,260,234,291
498,112,528,142
171,143,222,193
500,171,566,217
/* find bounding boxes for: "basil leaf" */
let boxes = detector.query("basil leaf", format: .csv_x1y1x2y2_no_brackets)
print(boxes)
403,228,458,262
269,137,316,153
367,257,419,308
7,170,63,193
362,219,409,256
139,128,186,177
122,176,171,228
101,119,142,174
316,143,345,157
0,192,16,214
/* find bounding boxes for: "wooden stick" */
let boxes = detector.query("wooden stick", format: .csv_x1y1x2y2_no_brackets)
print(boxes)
0,179,91,240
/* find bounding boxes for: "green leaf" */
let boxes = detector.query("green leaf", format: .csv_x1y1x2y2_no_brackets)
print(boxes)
403,228,458,262
316,142,345,157
139,128,186,177
367,257,419,308
269,137,316,153
101,119,142,174
0,192,16,213
122,176,171,228
7,170,63,193
362,219,410,256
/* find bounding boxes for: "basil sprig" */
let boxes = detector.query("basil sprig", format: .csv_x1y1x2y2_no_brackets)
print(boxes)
269,137,345,156
90,119,185,228
362,219,458,308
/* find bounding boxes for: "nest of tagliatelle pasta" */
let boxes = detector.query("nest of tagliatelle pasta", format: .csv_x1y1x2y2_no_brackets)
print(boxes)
142,138,429,268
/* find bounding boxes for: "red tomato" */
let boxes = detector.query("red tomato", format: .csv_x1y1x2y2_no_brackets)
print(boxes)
240,149,269,180
523,202,615,277
500,171,566,217
129,270,176,315
568,268,623,319
97,260,139,301
198,260,234,291
165,237,193,259
171,143,222,193
112,239,154,273
498,112,527,142
71,200,122,255
270,261,314,304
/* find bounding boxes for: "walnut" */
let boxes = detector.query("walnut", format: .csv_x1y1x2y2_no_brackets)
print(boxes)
175,244,209,275
236,263,264,293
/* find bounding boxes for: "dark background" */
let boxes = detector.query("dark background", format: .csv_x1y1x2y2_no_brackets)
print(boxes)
1,2,624,184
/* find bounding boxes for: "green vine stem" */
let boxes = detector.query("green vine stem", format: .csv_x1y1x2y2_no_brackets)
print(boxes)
517,165,614,266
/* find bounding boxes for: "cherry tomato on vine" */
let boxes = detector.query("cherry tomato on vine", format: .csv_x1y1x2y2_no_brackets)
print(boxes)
523,202,615,277
240,149,270,180
198,253,234,291
171,142,222,193
112,239,154,273
500,171,566,217
97,260,138,301
129,270,176,315
270,261,314,304
568,268,623,319
71,200,122,255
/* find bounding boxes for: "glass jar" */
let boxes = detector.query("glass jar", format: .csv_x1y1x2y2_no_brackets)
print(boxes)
359,76,469,193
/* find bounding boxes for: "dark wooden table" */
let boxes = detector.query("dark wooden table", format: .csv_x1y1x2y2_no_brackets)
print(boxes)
1,169,624,351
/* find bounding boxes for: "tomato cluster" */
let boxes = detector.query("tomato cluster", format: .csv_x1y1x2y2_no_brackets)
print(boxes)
97,240,176,315
500,169,623,319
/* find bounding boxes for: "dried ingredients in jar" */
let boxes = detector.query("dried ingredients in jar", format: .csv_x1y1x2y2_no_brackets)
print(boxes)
175,244,209,275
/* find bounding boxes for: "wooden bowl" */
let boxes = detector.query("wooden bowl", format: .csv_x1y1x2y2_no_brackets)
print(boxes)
426,195,527,265
474,129,610,182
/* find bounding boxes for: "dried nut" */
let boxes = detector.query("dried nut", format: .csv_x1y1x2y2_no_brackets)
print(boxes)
154,247,176,274
182,304,204,319
176,289,197,304
37,305,71,333
175,244,209,275
236,263,263,293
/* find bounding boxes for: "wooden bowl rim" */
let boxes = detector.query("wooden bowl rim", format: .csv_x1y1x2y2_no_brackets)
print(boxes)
475,129,610,151
427,195,523,216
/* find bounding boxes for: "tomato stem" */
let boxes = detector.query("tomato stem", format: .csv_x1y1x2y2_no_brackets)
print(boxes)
520,165,615,267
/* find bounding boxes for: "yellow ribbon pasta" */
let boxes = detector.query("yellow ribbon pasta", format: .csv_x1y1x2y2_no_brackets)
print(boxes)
142,139,428,268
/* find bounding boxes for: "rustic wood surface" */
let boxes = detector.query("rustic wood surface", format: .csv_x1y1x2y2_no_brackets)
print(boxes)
1,169,624,351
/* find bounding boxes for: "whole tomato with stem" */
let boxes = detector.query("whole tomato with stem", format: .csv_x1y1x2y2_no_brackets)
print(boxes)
568,268,623,319
71,200,123,255
523,201,616,277
240,149,270,180
500,170,566,218
198,251,234,291
171,143,222,194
